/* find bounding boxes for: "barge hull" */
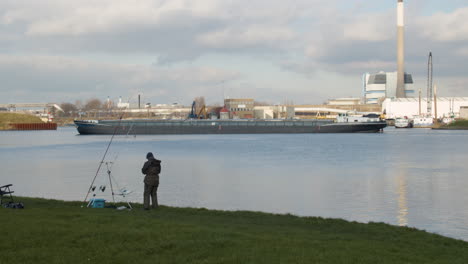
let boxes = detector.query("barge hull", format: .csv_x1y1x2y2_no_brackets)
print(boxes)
75,120,386,135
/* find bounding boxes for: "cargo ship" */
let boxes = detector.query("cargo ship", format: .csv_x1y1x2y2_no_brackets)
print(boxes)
74,114,386,135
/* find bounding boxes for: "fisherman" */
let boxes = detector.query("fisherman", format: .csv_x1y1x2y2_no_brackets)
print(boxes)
141,152,161,210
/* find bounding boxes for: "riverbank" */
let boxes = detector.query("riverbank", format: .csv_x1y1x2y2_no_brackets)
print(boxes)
433,119,468,130
2,197,467,263
0,112,44,130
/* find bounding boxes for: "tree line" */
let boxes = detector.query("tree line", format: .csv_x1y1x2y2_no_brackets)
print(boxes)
56,98,112,117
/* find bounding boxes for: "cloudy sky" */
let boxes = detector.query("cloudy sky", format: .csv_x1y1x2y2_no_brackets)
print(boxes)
1,0,467,105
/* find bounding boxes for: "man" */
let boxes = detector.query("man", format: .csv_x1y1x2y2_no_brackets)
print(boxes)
141,152,161,210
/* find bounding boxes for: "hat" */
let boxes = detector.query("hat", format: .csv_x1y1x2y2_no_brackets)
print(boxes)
146,152,154,159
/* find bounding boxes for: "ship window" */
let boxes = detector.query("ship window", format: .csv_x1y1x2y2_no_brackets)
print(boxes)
285,122,293,126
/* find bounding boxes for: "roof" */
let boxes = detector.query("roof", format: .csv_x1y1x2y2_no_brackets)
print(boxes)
389,97,468,102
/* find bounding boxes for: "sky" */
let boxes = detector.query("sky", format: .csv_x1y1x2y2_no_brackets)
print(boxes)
1,0,467,106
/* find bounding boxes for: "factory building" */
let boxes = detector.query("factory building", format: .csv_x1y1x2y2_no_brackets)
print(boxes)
460,107,468,119
363,72,415,104
224,98,254,119
382,97,468,119
253,106,294,119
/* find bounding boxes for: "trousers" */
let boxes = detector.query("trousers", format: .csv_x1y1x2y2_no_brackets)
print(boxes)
143,182,159,209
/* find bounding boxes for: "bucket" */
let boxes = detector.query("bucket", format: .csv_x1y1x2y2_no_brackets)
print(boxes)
90,198,106,208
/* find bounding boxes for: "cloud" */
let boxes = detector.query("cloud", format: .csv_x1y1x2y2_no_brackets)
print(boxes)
342,13,394,42
456,47,468,56
23,0,225,36
0,0,467,104
0,0,316,58
196,25,295,49
0,54,239,103
416,7,468,42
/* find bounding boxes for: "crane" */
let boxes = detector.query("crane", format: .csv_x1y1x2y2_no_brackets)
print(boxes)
188,101,207,119
188,101,198,119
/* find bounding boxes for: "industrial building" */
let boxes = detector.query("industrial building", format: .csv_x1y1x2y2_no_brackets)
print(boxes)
460,107,468,119
363,72,415,104
253,105,294,119
224,98,254,119
382,97,468,119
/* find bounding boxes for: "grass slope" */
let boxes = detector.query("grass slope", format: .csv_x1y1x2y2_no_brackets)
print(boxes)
1,197,468,263
0,112,43,130
446,119,468,128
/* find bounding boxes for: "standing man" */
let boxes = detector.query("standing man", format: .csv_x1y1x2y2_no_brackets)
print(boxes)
141,152,161,210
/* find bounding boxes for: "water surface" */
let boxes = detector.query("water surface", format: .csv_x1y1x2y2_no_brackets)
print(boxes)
1,127,467,240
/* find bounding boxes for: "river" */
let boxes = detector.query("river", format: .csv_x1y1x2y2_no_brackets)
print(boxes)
1,127,467,240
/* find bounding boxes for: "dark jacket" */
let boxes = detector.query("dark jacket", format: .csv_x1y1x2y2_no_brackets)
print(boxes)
142,158,161,185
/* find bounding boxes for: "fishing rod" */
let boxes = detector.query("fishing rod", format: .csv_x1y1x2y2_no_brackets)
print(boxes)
83,97,134,204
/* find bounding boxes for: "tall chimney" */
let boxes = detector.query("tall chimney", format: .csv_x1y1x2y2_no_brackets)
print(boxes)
396,0,406,98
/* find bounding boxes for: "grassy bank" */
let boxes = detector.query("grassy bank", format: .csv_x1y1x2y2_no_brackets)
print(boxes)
1,197,467,263
446,119,468,128
0,112,43,130
433,119,468,130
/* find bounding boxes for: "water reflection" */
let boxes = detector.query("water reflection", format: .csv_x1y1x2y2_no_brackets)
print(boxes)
396,169,408,226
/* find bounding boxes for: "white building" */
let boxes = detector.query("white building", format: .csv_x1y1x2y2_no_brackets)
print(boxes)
363,72,415,104
253,106,294,119
382,97,468,119
460,107,468,119
117,97,130,109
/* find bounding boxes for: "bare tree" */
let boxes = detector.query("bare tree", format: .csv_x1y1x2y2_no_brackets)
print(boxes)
59,102,78,117
193,96,206,114
83,98,103,118
74,100,83,110
84,98,102,111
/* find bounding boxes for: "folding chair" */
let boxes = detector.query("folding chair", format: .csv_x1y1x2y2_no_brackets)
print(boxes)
0,184,14,205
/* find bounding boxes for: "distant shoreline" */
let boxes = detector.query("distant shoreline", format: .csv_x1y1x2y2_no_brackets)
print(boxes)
0,112,44,130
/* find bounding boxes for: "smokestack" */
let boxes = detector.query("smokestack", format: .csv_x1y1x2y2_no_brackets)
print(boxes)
396,0,406,98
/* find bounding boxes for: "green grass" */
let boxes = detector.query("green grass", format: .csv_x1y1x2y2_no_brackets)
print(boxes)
446,119,468,128
0,112,44,130
2,198,468,263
